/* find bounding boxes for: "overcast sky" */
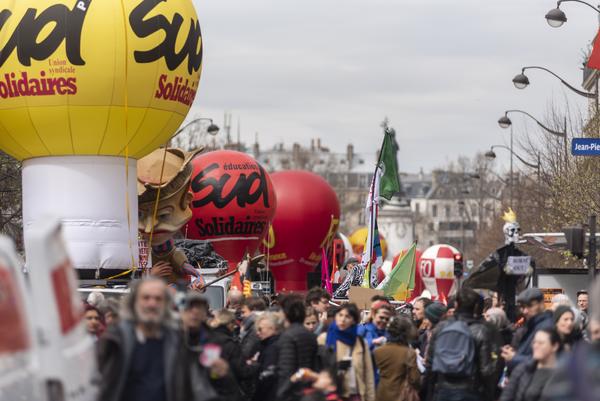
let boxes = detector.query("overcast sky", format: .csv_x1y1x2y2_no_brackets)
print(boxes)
190,0,598,173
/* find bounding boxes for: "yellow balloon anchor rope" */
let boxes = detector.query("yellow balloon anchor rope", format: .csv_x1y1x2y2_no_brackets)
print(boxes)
106,0,138,281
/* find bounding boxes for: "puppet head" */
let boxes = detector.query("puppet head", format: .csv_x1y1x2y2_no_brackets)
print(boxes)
502,208,521,245
137,148,202,246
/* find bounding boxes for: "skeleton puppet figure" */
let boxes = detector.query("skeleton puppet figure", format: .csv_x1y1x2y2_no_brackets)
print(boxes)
137,148,204,288
502,208,521,245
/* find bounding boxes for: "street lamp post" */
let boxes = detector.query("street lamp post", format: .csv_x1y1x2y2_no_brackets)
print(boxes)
485,145,541,209
169,118,220,148
456,173,480,259
498,109,568,171
545,0,600,28
544,0,600,137
512,66,598,110
458,200,466,256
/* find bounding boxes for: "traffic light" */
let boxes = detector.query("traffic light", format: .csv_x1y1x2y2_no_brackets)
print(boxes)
454,253,464,278
243,280,252,297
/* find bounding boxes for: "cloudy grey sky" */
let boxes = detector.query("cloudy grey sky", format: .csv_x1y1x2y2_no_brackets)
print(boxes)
190,0,598,173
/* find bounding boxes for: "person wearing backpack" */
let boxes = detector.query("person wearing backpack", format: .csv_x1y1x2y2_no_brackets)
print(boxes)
425,287,496,401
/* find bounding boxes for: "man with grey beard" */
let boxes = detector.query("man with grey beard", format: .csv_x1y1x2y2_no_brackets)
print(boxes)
97,277,218,401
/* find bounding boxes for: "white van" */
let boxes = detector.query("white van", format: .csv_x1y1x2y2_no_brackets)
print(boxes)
0,219,98,401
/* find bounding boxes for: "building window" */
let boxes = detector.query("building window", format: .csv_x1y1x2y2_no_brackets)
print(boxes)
432,205,438,217
358,174,367,188
445,206,451,218
415,203,420,215
348,174,358,188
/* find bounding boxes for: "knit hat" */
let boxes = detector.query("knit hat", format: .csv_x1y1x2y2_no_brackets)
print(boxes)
553,305,574,324
425,302,447,325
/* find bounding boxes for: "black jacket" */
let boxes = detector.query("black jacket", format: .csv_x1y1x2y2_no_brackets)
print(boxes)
277,323,318,399
187,324,244,401
97,320,219,401
210,325,245,383
240,314,261,360
251,335,280,401
500,360,552,401
425,313,497,401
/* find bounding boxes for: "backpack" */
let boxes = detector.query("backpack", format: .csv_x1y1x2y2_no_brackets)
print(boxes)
432,320,476,378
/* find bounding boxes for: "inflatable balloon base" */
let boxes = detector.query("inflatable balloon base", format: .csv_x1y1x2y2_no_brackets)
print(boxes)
23,156,138,270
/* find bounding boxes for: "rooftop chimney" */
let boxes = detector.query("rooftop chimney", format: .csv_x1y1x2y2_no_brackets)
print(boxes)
347,144,354,169
293,143,301,166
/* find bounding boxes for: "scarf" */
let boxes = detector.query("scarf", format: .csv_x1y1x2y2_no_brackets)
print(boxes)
326,321,358,351
367,322,387,338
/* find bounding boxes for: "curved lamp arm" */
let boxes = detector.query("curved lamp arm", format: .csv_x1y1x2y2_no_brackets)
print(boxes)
172,118,214,138
490,145,540,169
557,0,600,13
505,109,566,138
522,66,597,99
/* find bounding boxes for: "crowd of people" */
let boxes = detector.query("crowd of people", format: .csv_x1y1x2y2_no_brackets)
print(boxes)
81,278,600,401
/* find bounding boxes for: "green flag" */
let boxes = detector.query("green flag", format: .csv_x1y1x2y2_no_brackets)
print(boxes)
381,242,417,301
378,129,400,200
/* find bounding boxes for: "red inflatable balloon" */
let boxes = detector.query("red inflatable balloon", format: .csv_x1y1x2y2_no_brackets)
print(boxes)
185,151,277,268
266,171,340,292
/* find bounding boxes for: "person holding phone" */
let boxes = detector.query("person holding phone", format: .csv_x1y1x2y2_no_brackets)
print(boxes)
318,304,375,401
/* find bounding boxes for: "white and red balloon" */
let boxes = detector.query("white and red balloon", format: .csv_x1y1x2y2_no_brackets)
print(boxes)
418,244,461,301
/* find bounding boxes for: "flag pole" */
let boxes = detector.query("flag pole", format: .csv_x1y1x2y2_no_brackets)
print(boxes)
406,242,417,299
363,129,388,288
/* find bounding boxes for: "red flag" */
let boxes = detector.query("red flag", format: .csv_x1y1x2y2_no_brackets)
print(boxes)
439,291,448,306
321,248,333,295
588,29,600,70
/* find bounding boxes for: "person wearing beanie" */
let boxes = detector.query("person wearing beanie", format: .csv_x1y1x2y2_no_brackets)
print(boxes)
425,302,447,326
553,305,582,352
416,302,447,356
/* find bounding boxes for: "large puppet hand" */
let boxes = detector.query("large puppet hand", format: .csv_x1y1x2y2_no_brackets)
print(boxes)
150,261,173,278
190,278,205,292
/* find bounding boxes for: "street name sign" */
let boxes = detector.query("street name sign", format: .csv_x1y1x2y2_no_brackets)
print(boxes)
572,138,600,156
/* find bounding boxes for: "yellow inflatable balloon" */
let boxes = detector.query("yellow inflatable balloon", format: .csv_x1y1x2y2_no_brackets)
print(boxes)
349,227,388,260
0,0,202,160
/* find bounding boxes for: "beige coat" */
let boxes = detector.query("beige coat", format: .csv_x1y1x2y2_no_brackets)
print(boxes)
318,332,376,401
